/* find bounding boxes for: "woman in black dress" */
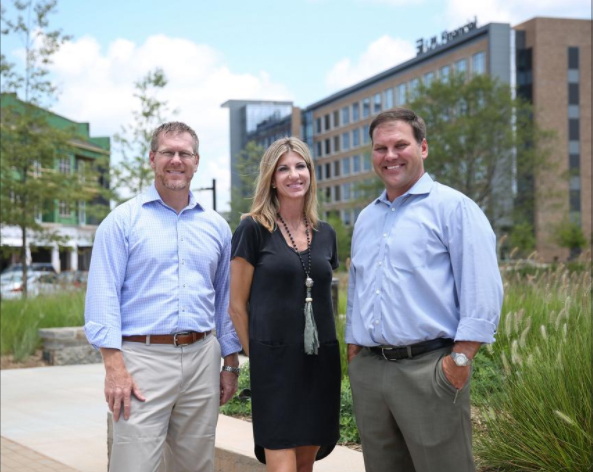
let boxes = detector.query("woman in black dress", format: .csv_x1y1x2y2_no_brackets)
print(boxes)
229,137,341,471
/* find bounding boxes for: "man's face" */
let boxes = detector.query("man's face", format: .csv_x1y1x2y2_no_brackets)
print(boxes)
371,120,428,201
149,131,199,192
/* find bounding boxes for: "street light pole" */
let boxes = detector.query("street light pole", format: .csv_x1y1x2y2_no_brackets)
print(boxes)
193,179,217,212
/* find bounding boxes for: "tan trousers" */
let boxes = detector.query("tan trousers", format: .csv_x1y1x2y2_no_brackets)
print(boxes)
109,334,221,472
349,346,475,472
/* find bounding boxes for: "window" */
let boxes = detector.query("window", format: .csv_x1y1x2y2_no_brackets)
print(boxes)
333,110,340,128
334,185,341,202
316,165,323,181
325,139,331,155
352,102,360,121
78,201,86,225
342,132,350,150
409,79,420,100
569,154,580,170
316,118,322,134
59,201,70,217
333,160,341,178
77,159,86,183
570,190,581,211
352,128,360,147
455,58,467,76
333,136,340,153
568,84,579,105
342,209,352,226
568,47,579,69
569,119,580,140
352,155,361,173
325,187,331,201
472,52,486,75
325,163,331,179
373,93,382,114
342,106,350,125
59,158,71,174
440,65,450,83
396,83,407,105
568,105,580,118
384,89,394,110
363,125,370,144
362,98,370,118
424,71,435,87
342,157,351,176
341,182,351,201
363,154,372,171
324,114,331,131
316,141,323,157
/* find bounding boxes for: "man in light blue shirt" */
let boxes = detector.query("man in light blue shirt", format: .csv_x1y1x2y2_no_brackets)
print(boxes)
85,122,241,472
346,109,503,472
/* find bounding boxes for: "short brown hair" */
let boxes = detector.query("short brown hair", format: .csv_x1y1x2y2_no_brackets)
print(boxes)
150,122,200,154
369,108,427,144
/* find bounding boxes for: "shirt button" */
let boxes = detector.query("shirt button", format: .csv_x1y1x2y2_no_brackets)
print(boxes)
391,208,395,212
383,233,387,238
376,290,380,295
378,261,382,266
375,320,380,325
183,284,186,288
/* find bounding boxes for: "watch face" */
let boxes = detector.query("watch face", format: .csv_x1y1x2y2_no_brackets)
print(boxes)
452,353,469,366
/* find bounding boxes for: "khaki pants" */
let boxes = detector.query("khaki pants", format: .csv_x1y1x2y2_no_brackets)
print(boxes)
349,346,475,472
109,334,221,472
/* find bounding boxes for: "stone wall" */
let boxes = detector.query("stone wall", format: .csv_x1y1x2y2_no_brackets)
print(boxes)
38,327,102,366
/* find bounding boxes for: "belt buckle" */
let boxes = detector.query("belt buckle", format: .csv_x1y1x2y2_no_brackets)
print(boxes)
381,347,397,362
173,332,191,347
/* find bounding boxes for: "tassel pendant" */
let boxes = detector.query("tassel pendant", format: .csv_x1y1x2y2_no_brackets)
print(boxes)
304,277,319,355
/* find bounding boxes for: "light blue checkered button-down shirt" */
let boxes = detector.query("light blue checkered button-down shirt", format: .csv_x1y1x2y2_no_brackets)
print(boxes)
346,173,503,347
84,184,241,358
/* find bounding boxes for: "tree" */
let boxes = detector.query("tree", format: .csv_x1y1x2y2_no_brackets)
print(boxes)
228,141,265,230
553,219,587,259
408,73,552,232
111,68,174,203
1,0,107,296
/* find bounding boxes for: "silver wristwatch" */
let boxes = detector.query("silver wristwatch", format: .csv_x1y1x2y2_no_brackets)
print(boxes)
221,365,241,376
450,352,472,367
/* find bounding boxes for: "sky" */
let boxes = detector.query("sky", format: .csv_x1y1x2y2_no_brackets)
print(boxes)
2,0,591,211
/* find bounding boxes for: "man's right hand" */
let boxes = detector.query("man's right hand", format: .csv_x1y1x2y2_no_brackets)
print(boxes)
100,348,145,422
347,344,363,363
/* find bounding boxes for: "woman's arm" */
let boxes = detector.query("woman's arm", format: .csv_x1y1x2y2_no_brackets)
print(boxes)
229,257,255,356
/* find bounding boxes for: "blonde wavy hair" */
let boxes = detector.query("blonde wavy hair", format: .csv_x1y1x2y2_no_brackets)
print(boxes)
243,136,319,232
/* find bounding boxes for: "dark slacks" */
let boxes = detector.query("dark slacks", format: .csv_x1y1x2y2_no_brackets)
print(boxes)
349,346,475,472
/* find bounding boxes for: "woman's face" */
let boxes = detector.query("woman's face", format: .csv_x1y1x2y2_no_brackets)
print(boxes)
272,151,311,203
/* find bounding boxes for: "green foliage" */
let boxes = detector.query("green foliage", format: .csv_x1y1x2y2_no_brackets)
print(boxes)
553,219,588,252
327,215,353,269
228,141,265,230
507,221,536,257
1,1,108,296
111,68,174,203
409,73,553,227
475,262,592,471
219,362,252,417
0,290,85,360
338,377,360,444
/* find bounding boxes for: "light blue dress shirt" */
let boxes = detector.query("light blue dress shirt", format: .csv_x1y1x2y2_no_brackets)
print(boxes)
84,184,241,357
346,173,503,347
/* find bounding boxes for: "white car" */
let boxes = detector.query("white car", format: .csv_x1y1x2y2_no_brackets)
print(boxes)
0,272,41,299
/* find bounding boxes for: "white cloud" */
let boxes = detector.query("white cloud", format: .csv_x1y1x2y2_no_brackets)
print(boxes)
44,34,293,212
325,35,416,92
445,0,591,27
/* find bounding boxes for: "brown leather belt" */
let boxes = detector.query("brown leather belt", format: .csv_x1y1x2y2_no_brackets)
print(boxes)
122,331,211,347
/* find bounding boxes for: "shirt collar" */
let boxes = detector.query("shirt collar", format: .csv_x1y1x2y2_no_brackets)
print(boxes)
140,183,203,211
375,172,435,205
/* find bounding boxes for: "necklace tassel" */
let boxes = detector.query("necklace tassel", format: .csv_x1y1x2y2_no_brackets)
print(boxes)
304,286,319,355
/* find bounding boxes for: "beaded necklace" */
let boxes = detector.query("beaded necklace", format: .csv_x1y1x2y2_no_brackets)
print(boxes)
278,213,319,355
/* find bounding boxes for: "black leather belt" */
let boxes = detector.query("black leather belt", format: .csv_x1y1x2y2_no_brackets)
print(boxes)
369,338,453,361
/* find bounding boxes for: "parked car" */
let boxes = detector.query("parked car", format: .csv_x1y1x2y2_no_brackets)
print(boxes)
1,263,56,275
0,272,41,299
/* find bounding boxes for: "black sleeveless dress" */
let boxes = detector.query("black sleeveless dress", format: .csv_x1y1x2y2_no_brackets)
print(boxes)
231,217,341,464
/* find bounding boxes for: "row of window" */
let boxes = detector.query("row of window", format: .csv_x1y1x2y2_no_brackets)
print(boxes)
316,154,373,181
314,52,486,135
567,46,581,225
315,125,371,157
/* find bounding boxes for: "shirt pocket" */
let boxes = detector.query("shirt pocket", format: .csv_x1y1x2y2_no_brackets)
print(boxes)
389,223,428,277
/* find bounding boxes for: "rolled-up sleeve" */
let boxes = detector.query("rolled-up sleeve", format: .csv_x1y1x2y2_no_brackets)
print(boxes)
446,199,503,344
214,225,241,358
84,212,128,350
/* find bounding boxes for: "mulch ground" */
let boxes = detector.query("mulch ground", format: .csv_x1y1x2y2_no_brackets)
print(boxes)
0,350,48,370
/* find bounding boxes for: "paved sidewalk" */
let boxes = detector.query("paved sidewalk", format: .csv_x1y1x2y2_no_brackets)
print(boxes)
1,436,80,472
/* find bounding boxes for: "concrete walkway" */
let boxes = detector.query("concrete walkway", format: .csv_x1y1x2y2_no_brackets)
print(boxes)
1,362,365,472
